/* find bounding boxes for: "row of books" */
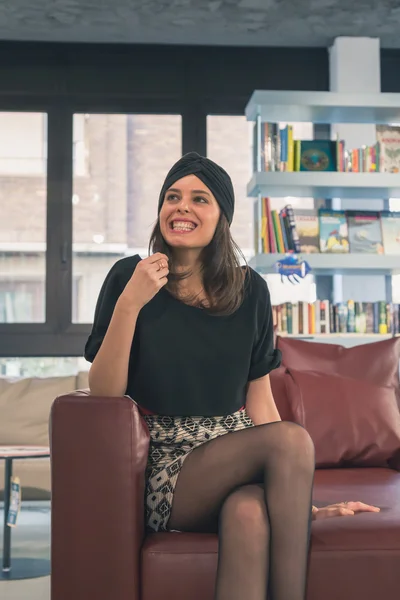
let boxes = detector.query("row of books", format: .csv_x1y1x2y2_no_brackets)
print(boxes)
257,204,400,255
272,300,400,336
253,123,400,173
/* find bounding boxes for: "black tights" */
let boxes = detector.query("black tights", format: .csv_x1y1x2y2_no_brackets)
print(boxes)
168,421,315,600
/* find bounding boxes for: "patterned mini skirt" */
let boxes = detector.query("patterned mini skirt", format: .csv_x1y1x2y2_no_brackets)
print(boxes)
142,408,254,533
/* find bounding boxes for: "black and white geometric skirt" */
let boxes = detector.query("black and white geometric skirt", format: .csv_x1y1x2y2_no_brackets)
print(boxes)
142,408,254,533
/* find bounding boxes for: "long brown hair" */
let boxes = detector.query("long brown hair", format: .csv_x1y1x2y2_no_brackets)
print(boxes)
148,213,249,316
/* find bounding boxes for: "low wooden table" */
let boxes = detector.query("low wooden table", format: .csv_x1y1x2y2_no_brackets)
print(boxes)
0,445,50,580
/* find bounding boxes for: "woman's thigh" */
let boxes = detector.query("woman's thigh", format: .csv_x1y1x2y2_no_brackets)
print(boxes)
168,420,310,532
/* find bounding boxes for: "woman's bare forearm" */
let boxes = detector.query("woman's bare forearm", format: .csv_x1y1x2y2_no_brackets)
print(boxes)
88,298,140,397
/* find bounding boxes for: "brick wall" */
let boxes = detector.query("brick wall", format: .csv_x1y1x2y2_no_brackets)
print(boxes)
0,112,252,252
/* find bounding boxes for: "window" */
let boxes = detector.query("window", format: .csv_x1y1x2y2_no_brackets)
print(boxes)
0,357,90,378
0,112,47,323
207,116,254,258
0,112,46,176
72,113,182,323
207,116,316,304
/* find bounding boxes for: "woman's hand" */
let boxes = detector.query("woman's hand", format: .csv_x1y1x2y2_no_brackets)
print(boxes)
312,501,380,520
119,252,169,311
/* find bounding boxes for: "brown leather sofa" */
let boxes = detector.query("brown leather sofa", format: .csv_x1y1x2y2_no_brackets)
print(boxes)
50,337,400,600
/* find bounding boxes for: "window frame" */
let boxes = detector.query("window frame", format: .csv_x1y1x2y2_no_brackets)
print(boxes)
0,41,329,357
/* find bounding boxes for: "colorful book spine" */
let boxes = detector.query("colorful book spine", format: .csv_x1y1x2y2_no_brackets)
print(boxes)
273,301,400,335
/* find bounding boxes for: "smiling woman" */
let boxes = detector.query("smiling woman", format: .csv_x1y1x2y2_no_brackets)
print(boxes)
149,152,247,315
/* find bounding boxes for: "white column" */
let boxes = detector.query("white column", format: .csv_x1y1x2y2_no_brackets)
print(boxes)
329,37,387,303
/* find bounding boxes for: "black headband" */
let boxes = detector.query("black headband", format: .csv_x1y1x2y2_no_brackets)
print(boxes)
158,152,235,225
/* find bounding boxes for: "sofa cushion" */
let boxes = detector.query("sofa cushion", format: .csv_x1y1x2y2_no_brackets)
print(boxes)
76,370,89,390
0,375,77,445
285,368,400,469
141,469,400,600
276,335,400,391
270,367,294,421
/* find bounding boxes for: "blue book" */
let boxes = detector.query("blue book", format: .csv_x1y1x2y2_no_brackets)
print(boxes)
300,140,337,172
280,126,288,164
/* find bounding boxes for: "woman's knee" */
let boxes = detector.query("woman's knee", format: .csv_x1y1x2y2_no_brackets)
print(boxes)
261,421,315,462
220,485,269,535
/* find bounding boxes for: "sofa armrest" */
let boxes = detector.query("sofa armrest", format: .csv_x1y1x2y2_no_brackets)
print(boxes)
50,392,149,600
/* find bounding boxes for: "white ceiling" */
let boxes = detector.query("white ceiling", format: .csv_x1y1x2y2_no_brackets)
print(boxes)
0,0,399,48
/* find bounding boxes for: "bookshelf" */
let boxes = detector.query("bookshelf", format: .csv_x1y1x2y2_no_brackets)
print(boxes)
245,90,400,343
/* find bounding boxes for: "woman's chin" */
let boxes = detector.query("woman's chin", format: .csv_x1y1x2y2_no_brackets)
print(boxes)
164,234,198,248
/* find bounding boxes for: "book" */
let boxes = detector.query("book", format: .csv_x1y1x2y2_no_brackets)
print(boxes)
299,140,337,172
347,211,384,254
319,209,349,254
294,209,319,254
381,211,400,255
376,125,400,173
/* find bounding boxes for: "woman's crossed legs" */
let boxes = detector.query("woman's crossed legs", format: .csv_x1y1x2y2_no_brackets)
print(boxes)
168,420,315,600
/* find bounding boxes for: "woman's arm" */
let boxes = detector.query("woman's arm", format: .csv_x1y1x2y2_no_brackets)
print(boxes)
87,253,169,397
245,374,281,425
88,299,140,397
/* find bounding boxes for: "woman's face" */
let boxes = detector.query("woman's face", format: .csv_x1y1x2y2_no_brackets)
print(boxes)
159,174,221,251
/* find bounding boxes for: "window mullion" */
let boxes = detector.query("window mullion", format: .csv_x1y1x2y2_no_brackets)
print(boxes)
46,108,73,333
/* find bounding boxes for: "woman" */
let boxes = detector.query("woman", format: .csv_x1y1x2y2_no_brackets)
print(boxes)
85,152,379,600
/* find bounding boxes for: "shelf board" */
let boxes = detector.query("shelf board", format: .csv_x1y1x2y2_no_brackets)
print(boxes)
249,253,400,276
276,333,396,347
278,333,394,339
245,91,400,124
247,171,400,199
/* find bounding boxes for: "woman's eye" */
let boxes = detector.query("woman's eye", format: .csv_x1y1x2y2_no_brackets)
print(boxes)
166,194,178,201
194,196,207,203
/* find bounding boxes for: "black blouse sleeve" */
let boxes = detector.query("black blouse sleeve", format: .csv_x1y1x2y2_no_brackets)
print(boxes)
84,255,141,362
248,271,282,381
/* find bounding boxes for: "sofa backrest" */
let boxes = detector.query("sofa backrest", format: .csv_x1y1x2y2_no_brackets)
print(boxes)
0,373,88,446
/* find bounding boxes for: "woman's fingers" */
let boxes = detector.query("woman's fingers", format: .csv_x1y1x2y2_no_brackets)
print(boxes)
315,501,381,520
344,501,380,513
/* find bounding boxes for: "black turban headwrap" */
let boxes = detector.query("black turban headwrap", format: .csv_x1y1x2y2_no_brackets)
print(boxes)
158,152,235,225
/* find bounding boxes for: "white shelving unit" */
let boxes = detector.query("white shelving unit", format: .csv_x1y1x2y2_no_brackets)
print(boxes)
249,253,400,276
278,333,396,348
245,90,400,343
247,171,400,199
245,91,400,124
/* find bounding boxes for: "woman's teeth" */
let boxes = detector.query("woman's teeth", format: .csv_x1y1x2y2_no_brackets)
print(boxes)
171,221,196,231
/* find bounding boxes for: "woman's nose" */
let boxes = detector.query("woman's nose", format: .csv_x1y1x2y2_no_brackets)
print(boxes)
177,197,190,212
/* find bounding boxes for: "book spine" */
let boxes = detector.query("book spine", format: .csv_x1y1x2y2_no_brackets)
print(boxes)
319,300,330,334
286,303,293,334
294,140,301,171
280,126,288,171
379,301,388,334
272,210,284,253
285,204,301,253
281,304,287,333
347,300,355,333
314,300,321,334
266,198,276,253
279,211,289,252
287,126,294,172
292,303,299,335
303,302,309,334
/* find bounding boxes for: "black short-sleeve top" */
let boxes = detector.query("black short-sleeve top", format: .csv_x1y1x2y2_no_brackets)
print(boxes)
84,255,281,416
